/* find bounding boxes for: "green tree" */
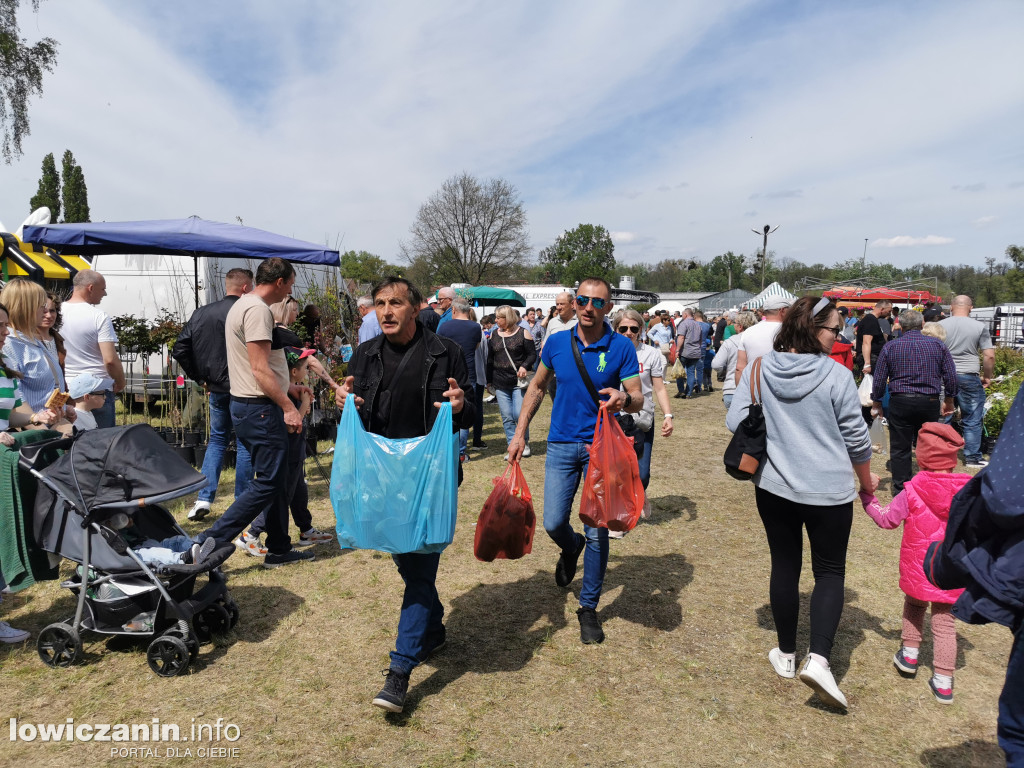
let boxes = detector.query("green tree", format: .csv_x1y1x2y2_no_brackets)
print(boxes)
0,0,58,163
540,223,615,287
402,172,531,284
28,150,58,218
339,250,399,287
1007,244,1024,269
60,148,89,222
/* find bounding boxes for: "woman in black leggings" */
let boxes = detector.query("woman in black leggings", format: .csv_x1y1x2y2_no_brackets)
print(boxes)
727,296,874,710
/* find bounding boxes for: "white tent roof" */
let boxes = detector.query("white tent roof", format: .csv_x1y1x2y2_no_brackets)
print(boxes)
744,281,798,309
648,299,699,315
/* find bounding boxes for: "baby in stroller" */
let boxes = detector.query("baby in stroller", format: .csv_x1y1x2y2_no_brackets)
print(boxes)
106,512,217,567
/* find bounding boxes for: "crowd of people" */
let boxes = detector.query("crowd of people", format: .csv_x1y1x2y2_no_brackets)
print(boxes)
1,269,1021,762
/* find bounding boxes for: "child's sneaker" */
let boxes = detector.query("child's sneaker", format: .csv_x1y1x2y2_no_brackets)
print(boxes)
893,647,919,678
929,674,954,704
298,528,334,546
0,620,30,643
234,531,267,557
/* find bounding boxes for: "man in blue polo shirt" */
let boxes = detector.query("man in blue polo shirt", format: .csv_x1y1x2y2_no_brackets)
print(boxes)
508,277,643,645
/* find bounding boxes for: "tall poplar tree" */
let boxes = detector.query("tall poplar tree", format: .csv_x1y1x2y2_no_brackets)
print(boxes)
60,148,90,222
28,150,59,218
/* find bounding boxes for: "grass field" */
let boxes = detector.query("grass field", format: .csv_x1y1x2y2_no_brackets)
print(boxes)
0,392,1011,767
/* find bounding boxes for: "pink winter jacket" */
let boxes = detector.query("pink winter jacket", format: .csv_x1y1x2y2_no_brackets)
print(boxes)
860,471,971,604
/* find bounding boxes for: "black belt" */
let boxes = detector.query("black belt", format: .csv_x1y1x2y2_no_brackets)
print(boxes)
231,396,273,405
890,392,939,399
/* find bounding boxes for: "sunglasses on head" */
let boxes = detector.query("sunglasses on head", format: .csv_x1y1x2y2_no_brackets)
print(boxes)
574,295,607,310
617,325,640,334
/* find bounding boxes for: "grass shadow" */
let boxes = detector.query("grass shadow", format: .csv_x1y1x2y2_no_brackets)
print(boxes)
599,552,693,631
393,570,569,719
646,494,697,523
920,740,1004,767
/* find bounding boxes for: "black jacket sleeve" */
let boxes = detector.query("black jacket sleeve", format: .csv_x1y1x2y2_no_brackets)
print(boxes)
170,319,201,384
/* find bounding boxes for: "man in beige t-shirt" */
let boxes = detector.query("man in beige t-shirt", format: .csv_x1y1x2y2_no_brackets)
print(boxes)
196,257,314,568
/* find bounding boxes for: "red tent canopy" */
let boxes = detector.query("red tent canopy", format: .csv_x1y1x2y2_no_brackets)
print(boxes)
824,286,940,305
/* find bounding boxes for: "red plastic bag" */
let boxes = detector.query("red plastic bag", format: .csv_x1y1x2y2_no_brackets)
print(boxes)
474,461,536,561
667,339,678,365
579,404,646,532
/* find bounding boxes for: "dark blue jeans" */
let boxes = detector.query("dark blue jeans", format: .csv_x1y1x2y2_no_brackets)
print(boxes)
198,400,291,554
198,392,253,503
1001,629,1024,767
955,373,986,463
543,441,609,609
250,427,312,536
389,551,444,674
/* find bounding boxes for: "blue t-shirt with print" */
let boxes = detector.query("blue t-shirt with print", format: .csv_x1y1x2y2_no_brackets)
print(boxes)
541,323,640,443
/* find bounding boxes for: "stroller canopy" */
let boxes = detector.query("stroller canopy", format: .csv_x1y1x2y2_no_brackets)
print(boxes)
39,424,206,510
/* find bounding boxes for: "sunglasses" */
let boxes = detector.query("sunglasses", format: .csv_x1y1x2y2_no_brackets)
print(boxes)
574,295,607,310
617,325,640,334
823,326,844,337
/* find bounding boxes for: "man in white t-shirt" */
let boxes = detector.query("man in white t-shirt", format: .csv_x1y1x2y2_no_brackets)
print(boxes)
61,270,125,429
734,296,792,384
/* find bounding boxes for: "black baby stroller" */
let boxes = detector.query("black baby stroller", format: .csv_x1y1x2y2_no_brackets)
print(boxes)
20,424,238,677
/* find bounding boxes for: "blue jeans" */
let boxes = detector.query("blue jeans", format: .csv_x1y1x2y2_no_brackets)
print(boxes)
695,356,705,392
389,551,444,674
198,392,253,503
94,390,116,429
199,400,291,554
250,427,312,536
676,357,699,395
495,387,528,445
543,441,609,610
955,373,986,462
1000,630,1024,766
638,426,655,490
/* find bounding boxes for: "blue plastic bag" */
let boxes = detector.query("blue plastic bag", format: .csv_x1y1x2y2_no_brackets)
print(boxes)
330,395,458,554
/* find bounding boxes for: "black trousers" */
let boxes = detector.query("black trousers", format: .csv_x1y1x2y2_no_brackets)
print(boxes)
755,486,853,660
888,393,940,493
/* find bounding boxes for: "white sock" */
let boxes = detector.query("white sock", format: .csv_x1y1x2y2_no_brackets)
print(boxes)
779,651,796,661
902,646,919,661
932,673,953,689
809,652,829,669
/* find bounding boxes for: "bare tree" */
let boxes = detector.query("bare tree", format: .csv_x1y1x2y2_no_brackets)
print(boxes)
401,172,530,284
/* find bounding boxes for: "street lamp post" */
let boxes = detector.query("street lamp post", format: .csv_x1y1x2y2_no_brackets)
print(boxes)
862,238,868,271
751,224,779,291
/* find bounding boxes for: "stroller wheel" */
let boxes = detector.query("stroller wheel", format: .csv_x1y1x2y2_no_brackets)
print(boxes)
225,597,240,629
194,604,232,642
37,623,82,668
164,626,200,662
146,635,191,677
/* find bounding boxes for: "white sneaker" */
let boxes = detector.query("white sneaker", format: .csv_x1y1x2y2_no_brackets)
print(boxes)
799,656,848,710
522,444,531,458
233,531,267,557
607,528,626,539
0,620,30,644
188,500,212,521
768,648,796,679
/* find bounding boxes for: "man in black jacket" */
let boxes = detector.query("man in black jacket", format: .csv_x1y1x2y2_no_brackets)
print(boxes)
338,276,473,714
171,268,253,521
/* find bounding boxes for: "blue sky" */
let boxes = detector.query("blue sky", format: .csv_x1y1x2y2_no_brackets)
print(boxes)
2,0,1022,274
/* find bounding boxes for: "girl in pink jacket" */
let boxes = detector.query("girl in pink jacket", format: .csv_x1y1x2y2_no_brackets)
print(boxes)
859,422,970,704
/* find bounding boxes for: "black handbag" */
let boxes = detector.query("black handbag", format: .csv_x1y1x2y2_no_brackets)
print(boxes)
571,334,644,459
723,357,766,480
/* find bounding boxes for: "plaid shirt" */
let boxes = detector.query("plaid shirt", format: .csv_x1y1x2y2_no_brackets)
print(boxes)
871,330,957,402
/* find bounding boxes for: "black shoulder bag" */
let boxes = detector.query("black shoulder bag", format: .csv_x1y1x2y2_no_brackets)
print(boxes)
723,356,766,480
570,334,644,459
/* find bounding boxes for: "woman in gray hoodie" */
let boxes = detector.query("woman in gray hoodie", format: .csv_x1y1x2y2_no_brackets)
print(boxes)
727,296,875,711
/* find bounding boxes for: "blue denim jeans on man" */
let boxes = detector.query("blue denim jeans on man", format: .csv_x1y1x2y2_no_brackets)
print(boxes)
198,400,291,554
955,373,986,462
198,391,253,503
93,390,117,429
389,551,445,674
543,441,609,609
495,386,528,445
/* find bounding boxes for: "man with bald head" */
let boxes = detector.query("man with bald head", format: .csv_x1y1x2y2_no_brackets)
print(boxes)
941,295,995,467
61,269,125,429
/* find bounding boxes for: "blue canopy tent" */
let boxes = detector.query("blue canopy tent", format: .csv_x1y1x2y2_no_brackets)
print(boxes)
21,216,341,309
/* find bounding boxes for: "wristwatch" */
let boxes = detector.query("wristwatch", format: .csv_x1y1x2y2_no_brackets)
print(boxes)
623,393,632,410
665,414,674,419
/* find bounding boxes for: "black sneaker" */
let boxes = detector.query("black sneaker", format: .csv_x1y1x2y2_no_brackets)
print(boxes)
419,625,447,662
472,440,487,448
577,607,604,644
372,669,410,712
263,549,315,569
555,535,586,588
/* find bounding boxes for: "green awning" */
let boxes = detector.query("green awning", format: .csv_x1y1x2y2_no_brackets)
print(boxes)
455,286,526,307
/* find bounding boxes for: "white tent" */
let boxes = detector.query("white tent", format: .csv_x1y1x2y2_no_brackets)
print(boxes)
745,281,798,309
648,300,698,315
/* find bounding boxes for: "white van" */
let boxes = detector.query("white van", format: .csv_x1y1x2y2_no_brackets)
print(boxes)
970,304,1024,349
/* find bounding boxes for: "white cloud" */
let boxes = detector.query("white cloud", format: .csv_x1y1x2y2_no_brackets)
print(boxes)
871,235,955,248
971,215,997,228
611,231,637,243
